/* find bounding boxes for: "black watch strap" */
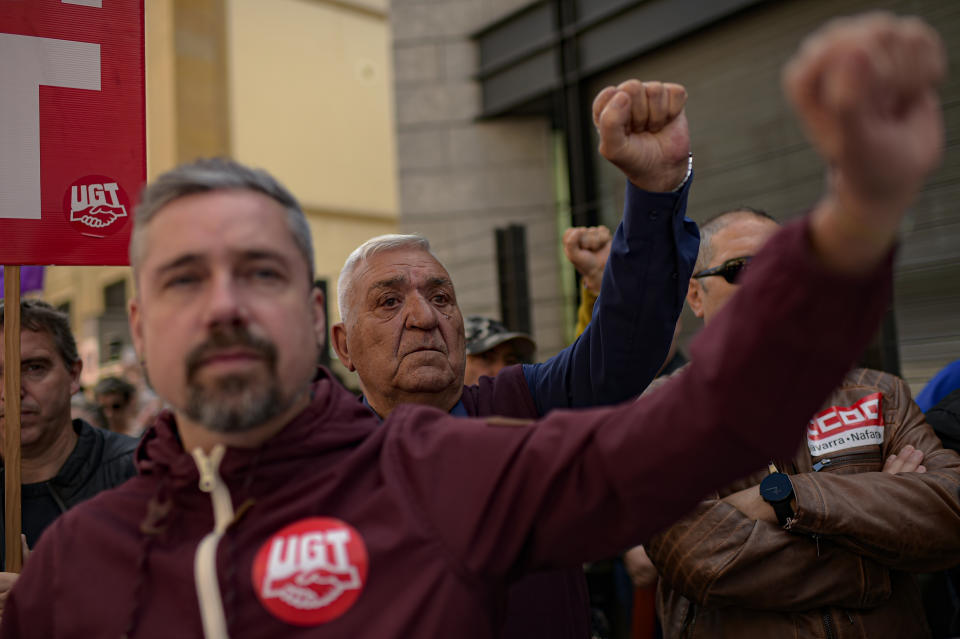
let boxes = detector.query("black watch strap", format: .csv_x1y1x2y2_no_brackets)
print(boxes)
760,472,795,526
770,497,794,527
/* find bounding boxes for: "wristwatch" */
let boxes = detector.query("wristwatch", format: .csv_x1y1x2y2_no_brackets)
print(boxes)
759,471,795,526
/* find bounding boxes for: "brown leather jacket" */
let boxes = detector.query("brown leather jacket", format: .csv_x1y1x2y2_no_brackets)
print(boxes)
646,368,960,639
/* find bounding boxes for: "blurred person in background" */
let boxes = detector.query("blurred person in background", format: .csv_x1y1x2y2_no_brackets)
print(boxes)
917,358,960,412
920,389,960,638
563,225,611,338
463,316,536,385
118,349,167,437
94,376,137,435
69,393,107,430
926,389,960,454
564,224,687,376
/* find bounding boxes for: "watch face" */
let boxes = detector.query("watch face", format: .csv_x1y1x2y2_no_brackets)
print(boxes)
760,473,792,502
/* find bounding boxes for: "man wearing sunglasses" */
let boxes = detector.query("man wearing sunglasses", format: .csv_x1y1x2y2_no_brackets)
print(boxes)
93,376,137,435
686,207,776,323
638,206,960,638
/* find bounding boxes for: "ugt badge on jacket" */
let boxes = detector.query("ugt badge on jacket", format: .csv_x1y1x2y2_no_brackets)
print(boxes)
252,517,369,626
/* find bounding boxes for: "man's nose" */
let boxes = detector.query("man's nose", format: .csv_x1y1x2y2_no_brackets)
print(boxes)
0,380,27,403
404,294,440,329
203,273,249,328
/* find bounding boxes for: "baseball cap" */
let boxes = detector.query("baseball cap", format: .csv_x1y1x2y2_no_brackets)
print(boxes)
464,316,536,361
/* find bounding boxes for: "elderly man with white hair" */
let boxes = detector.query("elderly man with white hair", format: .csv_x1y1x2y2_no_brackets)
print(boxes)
331,78,698,423
331,80,699,639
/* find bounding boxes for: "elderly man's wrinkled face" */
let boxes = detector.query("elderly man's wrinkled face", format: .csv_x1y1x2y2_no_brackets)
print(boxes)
687,216,779,325
129,190,323,433
333,248,466,414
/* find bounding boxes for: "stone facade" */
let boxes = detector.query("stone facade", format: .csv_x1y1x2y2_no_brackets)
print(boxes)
390,0,568,358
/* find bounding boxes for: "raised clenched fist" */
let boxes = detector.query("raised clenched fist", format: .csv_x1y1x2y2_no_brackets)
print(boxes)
593,80,691,193
784,12,946,273
562,226,612,294
784,12,946,274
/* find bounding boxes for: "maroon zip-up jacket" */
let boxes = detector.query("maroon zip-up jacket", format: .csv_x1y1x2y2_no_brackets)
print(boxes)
2,220,893,638
461,369,591,639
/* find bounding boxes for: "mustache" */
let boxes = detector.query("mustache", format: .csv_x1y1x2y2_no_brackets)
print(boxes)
185,325,278,379
0,403,40,419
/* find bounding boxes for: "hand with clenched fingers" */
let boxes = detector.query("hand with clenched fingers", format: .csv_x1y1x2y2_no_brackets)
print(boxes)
784,12,947,275
593,80,690,193
562,225,612,295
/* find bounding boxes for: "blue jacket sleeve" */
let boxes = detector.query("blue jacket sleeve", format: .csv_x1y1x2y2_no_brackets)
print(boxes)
916,359,960,412
523,177,700,415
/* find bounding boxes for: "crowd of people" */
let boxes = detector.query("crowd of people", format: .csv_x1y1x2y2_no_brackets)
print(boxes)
0,11,958,639
68,373,162,437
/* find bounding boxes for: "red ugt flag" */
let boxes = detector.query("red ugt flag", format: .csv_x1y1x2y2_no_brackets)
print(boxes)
0,0,145,265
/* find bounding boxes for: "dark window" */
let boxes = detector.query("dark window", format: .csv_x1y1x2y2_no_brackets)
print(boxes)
103,280,126,311
99,280,130,363
495,224,532,335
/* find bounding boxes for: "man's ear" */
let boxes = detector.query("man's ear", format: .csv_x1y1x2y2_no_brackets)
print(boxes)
311,286,327,350
686,279,705,319
330,323,356,372
69,358,82,396
129,297,145,360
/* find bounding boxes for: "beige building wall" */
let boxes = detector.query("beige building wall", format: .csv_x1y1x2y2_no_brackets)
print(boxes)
227,0,397,217
41,0,397,387
225,0,398,303
145,0,177,181
390,0,568,359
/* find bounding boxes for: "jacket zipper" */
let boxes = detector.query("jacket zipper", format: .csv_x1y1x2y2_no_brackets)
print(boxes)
822,611,835,639
680,601,697,638
812,451,882,471
192,444,234,639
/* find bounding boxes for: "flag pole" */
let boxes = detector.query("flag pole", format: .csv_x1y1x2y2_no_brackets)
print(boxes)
3,266,22,572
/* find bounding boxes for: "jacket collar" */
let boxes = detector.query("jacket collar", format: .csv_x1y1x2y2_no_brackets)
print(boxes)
135,368,378,489
43,419,99,493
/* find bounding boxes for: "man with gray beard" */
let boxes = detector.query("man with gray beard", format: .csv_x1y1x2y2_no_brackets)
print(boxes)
182,325,283,433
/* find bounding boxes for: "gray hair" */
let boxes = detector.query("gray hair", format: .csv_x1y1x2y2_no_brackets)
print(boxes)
695,207,778,273
129,158,314,283
337,234,439,325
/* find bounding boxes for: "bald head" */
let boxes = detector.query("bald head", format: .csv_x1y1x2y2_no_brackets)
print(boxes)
695,207,777,274
688,208,780,324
